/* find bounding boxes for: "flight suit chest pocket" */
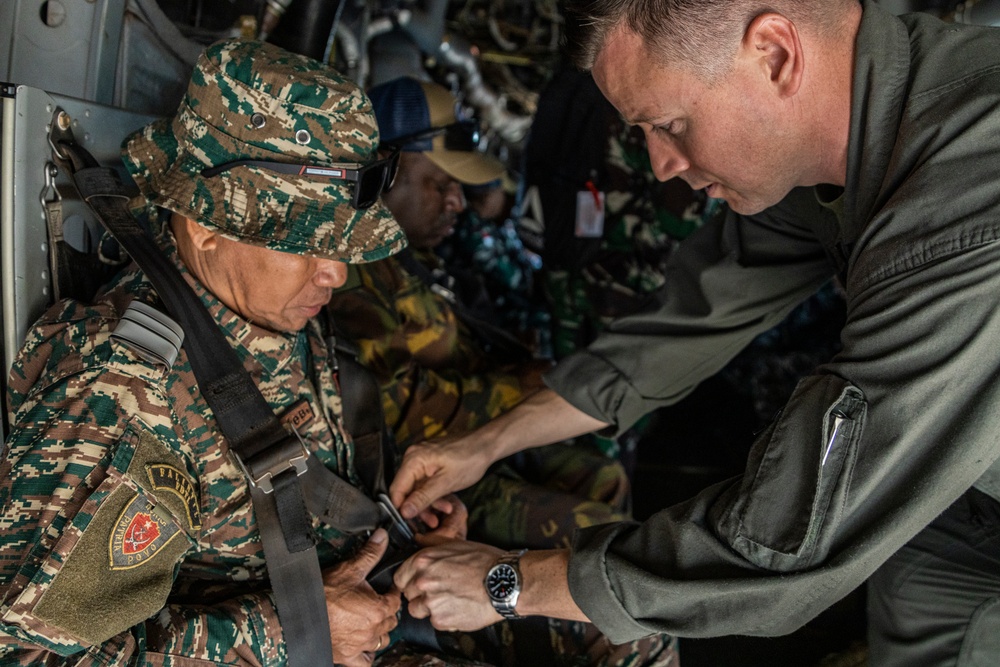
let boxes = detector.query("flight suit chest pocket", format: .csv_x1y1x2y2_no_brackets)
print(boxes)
718,374,867,571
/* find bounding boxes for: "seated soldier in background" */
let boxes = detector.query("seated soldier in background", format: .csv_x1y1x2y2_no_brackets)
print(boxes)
524,68,720,468
327,76,679,665
328,76,629,551
436,176,552,356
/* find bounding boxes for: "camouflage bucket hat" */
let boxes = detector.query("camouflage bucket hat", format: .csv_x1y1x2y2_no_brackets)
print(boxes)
122,39,406,263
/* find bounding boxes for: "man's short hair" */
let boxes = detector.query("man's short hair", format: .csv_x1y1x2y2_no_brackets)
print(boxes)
122,39,406,264
565,0,858,81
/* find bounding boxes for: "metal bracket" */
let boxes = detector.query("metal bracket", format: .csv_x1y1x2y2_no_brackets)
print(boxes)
47,106,74,163
376,492,415,542
231,427,311,494
429,282,457,304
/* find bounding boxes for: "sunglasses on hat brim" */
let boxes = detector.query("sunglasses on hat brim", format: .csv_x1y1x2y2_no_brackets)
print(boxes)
390,120,481,152
200,145,401,210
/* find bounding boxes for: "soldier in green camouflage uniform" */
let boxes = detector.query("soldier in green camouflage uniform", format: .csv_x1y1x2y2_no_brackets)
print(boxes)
0,40,490,667
436,184,552,356
524,70,719,463
328,76,633,550
327,77,679,666
328,250,630,552
542,113,717,364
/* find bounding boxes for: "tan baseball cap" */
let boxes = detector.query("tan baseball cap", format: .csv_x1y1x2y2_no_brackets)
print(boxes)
367,77,505,186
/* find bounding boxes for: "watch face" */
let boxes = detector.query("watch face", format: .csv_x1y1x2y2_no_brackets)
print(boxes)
486,563,518,600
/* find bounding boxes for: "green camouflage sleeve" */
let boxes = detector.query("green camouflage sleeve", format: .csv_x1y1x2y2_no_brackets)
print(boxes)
0,300,284,666
328,260,549,447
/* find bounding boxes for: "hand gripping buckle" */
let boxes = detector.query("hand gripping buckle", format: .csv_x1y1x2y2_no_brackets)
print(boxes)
231,427,310,494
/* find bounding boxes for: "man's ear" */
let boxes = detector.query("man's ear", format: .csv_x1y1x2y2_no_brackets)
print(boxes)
176,215,219,252
742,13,803,98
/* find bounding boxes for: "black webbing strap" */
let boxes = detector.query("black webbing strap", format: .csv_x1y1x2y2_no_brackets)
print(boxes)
324,317,394,496
322,321,419,588
55,136,336,667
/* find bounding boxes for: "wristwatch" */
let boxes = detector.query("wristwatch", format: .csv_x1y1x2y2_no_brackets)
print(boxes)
485,549,527,619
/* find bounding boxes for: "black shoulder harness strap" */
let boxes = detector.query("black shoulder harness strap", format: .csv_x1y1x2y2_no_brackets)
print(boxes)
49,119,412,666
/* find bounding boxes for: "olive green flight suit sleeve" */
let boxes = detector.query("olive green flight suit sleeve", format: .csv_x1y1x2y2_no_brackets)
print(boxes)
546,187,836,436
560,152,1000,641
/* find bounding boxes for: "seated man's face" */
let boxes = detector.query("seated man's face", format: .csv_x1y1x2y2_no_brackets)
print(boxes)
382,152,465,250
174,215,348,333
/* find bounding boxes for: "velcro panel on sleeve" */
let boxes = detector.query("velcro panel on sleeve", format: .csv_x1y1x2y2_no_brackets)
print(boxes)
12,479,191,647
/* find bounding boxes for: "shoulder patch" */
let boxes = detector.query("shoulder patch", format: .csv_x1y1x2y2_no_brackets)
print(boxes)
146,464,202,530
111,300,185,368
109,494,181,570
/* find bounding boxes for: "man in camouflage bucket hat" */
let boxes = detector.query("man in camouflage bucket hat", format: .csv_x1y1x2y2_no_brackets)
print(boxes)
0,39,488,667
123,39,405,263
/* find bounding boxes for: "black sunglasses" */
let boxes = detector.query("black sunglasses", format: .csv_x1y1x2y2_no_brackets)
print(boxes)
200,145,401,210
390,120,481,152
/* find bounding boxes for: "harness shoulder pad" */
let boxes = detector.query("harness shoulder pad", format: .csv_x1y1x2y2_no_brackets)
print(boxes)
110,301,185,369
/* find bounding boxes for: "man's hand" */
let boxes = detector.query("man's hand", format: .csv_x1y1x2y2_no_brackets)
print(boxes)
389,389,609,519
323,528,402,666
390,436,493,520
417,493,468,541
393,540,505,631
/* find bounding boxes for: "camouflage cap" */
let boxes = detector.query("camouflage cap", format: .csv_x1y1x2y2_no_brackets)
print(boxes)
122,39,406,263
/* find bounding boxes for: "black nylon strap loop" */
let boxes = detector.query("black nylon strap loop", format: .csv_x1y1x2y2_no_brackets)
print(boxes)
273,469,317,553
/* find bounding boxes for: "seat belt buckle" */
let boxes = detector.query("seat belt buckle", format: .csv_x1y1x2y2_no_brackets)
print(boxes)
231,427,310,494
376,492,415,542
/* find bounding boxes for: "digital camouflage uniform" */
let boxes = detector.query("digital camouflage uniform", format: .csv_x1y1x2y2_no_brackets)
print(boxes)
0,39,677,666
326,250,679,666
0,39,478,667
0,253,362,665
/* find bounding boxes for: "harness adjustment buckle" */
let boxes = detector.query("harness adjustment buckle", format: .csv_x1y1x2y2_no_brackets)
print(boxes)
232,427,310,494
376,492,415,542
